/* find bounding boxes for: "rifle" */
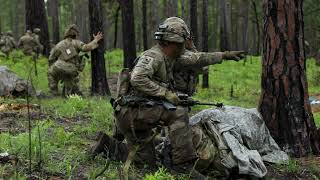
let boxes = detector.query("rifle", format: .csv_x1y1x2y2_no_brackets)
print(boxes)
177,93,224,108
179,99,223,108
113,95,223,112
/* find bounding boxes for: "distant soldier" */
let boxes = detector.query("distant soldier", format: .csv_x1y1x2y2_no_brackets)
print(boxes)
32,28,43,54
48,24,103,96
0,32,5,56
0,31,17,57
17,30,39,56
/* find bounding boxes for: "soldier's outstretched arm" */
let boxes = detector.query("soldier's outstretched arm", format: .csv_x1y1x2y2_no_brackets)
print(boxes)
177,50,246,70
130,56,167,98
79,32,103,52
177,51,224,70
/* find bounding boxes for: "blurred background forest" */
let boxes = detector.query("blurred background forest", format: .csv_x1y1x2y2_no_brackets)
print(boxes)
0,0,319,56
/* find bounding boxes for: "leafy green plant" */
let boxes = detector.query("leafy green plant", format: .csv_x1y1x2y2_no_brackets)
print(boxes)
143,167,175,180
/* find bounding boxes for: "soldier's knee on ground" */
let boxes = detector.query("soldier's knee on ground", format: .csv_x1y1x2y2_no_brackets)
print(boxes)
168,121,197,165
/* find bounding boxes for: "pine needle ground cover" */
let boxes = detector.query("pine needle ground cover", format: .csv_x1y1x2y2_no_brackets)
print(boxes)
0,50,319,179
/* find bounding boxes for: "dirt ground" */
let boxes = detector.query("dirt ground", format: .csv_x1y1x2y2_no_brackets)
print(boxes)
1,102,320,179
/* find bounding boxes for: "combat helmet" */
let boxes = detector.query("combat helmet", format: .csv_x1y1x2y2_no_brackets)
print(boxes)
64,24,79,39
33,28,41,34
6,31,13,36
154,17,190,43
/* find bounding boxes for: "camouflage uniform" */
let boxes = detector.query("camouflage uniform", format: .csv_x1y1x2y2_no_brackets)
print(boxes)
161,17,245,96
18,30,39,56
114,18,198,168
48,25,99,96
32,28,43,53
1,31,16,56
175,50,224,95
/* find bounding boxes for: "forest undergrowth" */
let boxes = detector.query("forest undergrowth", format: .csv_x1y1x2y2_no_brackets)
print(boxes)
0,50,319,179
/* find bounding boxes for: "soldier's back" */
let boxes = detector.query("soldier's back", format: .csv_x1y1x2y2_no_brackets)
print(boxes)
19,35,37,55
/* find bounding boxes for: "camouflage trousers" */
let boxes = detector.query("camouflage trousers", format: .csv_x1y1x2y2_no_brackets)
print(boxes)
48,60,81,96
115,104,197,166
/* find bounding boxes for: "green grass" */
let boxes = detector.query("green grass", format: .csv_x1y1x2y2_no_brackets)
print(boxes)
0,50,320,179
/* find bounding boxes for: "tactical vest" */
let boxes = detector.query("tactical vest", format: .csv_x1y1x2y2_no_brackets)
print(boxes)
115,46,175,99
57,39,78,62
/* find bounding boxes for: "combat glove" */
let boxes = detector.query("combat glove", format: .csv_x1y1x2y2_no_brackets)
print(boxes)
165,90,181,105
223,51,246,61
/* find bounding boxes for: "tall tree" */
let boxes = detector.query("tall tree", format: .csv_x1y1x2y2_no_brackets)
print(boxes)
25,0,50,56
118,0,137,69
89,0,110,96
259,0,320,157
142,0,148,50
48,0,60,44
237,0,249,52
167,0,178,17
73,0,89,42
219,0,231,51
202,0,209,88
113,6,121,49
251,0,260,55
189,0,198,48
148,0,159,47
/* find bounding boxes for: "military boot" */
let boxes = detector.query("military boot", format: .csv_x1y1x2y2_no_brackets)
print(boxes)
89,132,129,161
89,132,110,159
170,161,208,180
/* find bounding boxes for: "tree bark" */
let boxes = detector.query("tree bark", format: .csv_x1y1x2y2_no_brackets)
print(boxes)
48,0,60,44
142,0,148,51
113,6,120,49
118,0,137,69
73,0,89,42
89,0,110,96
190,0,198,48
219,0,231,51
202,0,209,88
238,0,249,52
259,0,320,157
149,0,159,47
251,1,260,55
167,0,178,17
25,0,50,56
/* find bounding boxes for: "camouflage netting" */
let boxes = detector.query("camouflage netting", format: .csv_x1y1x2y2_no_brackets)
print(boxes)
190,106,289,178
0,66,35,97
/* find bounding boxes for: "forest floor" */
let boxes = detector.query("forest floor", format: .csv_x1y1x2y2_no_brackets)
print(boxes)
0,50,320,179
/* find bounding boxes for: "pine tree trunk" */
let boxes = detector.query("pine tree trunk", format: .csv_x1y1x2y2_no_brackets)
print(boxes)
252,1,260,55
238,0,248,52
25,0,50,56
167,0,178,17
190,0,198,48
113,6,120,49
259,0,320,157
118,0,137,69
142,0,148,51
202,0,209,88
89,0,110,96
219,0,231,51
48,0,60,44
73,0,89,42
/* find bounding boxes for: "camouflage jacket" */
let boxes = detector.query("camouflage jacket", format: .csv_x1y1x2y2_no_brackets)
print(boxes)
49,38,99,67
130,45,175,98
1,36,16,52
174,50,224,95
17,34,38,56
32,34,43,53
